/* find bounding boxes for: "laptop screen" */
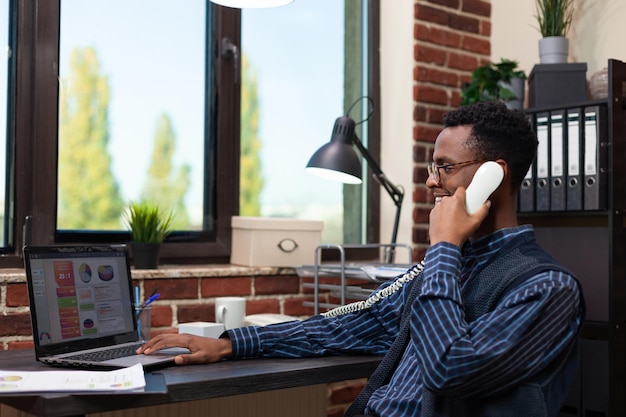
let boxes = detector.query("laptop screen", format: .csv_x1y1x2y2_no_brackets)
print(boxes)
24,245,138,356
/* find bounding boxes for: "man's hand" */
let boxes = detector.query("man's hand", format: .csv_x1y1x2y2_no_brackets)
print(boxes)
429,187,490,247
137,333,233,365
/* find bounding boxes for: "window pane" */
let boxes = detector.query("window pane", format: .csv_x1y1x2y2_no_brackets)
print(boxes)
241,1,345,243
58,0,206,233
0,1,10,247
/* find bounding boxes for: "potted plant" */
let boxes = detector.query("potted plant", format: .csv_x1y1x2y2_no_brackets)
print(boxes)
461,59,526,109
535,0,575,64
124,200,174,269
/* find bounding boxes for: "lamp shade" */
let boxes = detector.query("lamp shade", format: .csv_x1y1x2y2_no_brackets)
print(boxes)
210,0,293,8
306,116,363,184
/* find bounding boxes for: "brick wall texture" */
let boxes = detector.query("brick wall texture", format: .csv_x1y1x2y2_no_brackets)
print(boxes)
0,2,491,416
412,0,491,262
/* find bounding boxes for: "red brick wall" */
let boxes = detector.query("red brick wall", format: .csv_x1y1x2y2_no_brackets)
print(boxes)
412,0,492,261
0,273,318,349
2,281,34,350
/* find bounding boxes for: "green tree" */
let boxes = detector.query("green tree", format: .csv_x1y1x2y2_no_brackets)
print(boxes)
240,54,264,216
58,47,124,229
141,113,191,230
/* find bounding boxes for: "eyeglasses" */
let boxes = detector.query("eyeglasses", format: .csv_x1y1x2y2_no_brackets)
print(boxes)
427,160,485,185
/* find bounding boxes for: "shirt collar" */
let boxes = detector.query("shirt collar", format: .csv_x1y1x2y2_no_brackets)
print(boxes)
462,224,533,261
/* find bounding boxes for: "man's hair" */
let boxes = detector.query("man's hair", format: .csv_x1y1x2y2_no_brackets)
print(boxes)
443,102,538,192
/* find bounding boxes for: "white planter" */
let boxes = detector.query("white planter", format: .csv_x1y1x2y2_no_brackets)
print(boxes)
539,36,569,64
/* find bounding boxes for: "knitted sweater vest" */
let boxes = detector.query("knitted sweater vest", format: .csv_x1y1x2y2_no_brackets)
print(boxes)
420,233,585,417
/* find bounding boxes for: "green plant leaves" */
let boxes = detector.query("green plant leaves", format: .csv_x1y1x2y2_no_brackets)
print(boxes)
535,0,574,37
461,59,526,106
124,200,174,243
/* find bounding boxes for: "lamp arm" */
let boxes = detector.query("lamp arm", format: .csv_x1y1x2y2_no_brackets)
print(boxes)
352,134,404,207
353,134,404,263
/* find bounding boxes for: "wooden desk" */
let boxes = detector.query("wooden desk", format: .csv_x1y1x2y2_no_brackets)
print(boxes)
0,349,380,417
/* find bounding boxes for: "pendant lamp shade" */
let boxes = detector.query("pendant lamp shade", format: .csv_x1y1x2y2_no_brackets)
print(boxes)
210,0,293,8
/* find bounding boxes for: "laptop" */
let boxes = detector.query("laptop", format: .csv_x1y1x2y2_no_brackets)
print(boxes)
23,244,178,369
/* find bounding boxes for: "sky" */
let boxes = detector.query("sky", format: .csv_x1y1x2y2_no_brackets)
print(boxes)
59,0,207,223
2,0,346,236
57,0,344,226
242,1,344,215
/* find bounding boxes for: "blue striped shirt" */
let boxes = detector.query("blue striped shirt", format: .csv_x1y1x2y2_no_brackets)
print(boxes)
227,225,583,416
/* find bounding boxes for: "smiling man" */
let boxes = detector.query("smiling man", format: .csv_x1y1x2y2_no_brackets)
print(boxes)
138,102,585,417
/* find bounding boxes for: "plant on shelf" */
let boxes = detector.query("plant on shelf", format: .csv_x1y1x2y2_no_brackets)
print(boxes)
536,0,574,37
124,200,174,269
461,59,526,108
535,0,575,63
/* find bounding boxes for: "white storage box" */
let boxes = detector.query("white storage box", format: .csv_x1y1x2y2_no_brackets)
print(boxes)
231,216,323,267
179,322,225,338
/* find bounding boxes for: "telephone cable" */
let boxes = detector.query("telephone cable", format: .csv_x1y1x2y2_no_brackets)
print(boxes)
321,260,425,318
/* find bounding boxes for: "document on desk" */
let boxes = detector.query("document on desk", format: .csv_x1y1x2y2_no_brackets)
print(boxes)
361,265,410,281
0,363,146,393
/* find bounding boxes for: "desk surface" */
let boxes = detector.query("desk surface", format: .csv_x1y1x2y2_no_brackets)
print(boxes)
0,349,381,417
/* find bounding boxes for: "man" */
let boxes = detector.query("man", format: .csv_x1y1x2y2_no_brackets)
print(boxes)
138,102,584,417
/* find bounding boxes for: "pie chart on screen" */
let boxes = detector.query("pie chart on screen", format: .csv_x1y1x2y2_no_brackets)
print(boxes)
79,263,92,283
98,265,114,281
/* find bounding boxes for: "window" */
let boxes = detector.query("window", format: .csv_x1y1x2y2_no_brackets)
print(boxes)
57,1,207,234
8,0,239,266
240,0,380,245
1,2,13,249
4,0,378,267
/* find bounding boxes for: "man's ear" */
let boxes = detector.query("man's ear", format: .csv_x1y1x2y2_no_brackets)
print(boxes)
494,159,513,194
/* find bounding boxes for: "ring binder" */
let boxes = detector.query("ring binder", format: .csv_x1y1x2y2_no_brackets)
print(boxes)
535,113,550,211
519,114,536,212
566,109,582,211
583,106,608,211
550,111,566,211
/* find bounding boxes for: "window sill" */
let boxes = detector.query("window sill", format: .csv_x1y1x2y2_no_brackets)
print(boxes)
0,264,298,283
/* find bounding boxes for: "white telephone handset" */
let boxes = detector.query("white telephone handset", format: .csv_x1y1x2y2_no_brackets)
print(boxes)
321,161,505,318
465,161,504,214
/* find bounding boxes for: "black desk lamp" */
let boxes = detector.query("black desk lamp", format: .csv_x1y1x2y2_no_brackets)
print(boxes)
306,103,404,263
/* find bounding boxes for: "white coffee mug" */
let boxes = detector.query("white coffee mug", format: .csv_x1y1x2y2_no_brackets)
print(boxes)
215,297,246,330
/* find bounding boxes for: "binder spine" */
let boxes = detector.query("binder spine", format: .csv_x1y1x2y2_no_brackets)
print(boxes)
519,114,536,212
583,105,609,211
550,111,566,211
535,113,550,211
566,109,583,211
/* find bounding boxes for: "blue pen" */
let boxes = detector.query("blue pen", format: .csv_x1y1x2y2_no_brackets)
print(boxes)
137,290,161,340
141,293,160,308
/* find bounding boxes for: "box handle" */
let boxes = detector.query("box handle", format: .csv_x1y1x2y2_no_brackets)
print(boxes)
277,238,299,253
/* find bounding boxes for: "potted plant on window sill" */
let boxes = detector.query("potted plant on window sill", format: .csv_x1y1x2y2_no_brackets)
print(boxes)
124,200,174,269
535,0,574,64
461,59,527,109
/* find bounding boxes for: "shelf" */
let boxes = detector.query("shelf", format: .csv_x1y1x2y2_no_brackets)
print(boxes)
300,243,413,315
519,58,626,416
297,263,411,282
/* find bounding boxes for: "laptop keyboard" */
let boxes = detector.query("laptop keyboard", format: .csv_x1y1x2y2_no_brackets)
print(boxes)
64,343,143,362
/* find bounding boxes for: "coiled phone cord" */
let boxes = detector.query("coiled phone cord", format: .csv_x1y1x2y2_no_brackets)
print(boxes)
321,260,426,318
